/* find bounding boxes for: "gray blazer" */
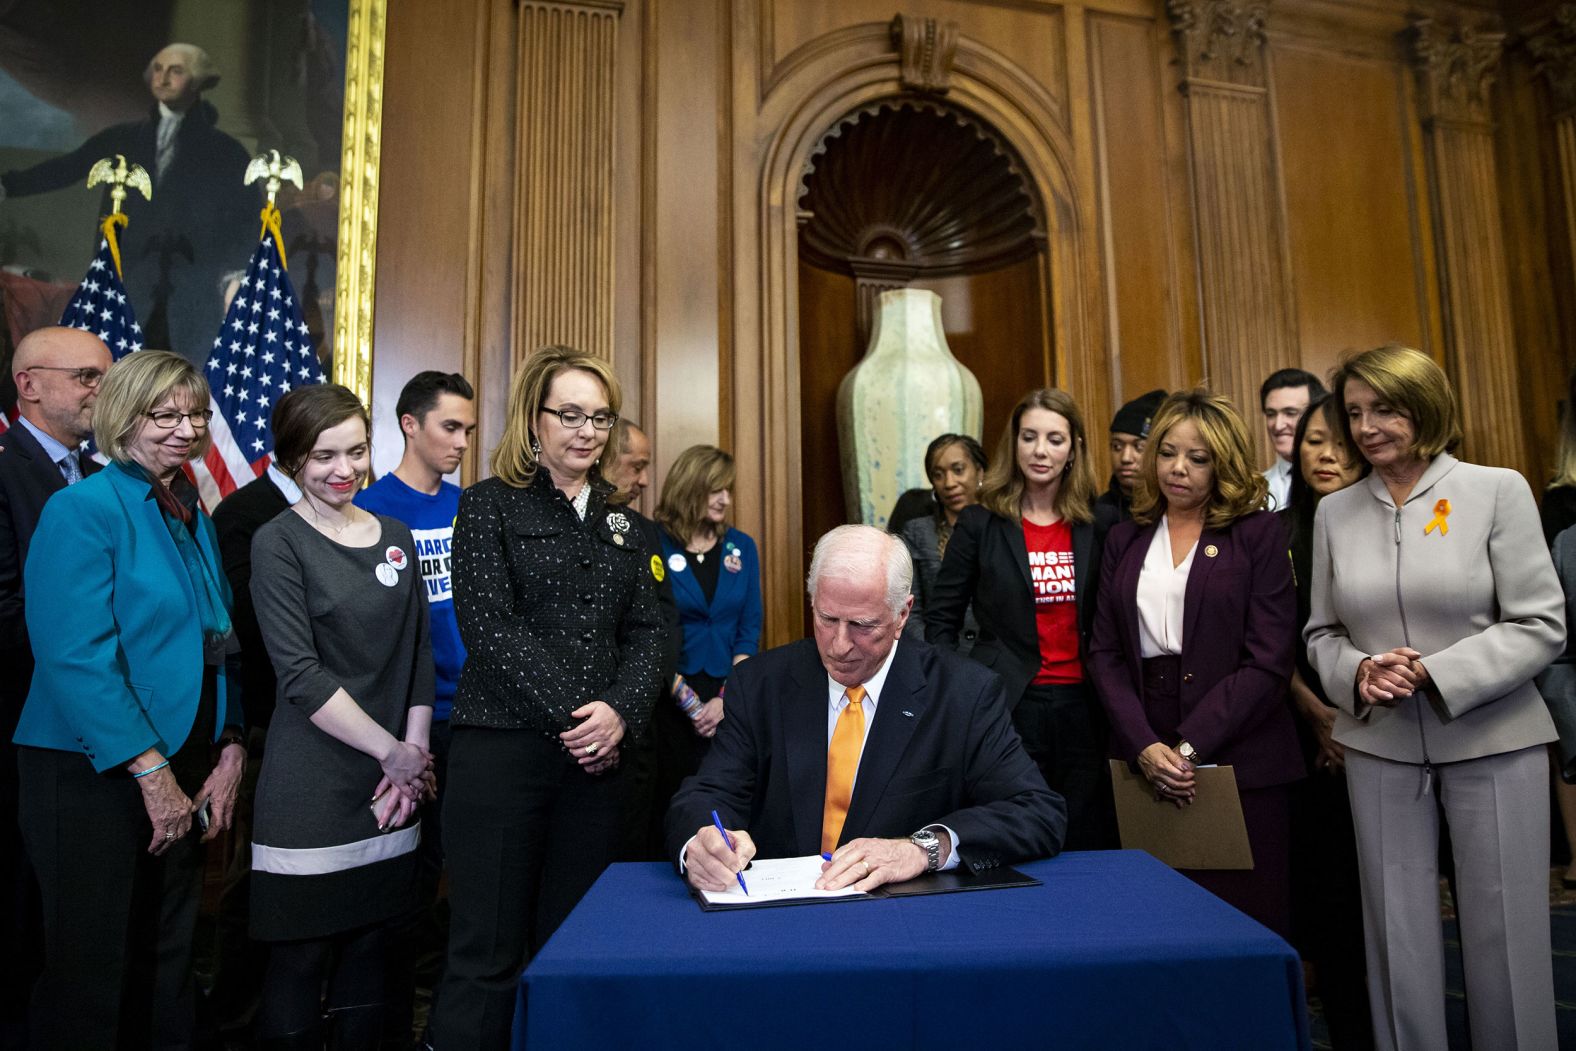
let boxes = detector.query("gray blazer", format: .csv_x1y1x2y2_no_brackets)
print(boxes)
1305,453,1564,764
1536,525,1576,780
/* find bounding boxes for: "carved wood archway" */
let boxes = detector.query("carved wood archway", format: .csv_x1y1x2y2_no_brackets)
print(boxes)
735,17,1105,645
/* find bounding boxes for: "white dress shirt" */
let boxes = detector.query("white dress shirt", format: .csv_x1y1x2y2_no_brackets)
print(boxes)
266,462,302,504
1262,458,1292,512
1137,516,1196,658
155,102,185,182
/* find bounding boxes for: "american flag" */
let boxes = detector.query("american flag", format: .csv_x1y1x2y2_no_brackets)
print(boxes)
194,230,326,510
58,238,144,359
2,237,146,441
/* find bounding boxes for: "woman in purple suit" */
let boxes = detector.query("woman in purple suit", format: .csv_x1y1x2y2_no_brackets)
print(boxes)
1087,389,1302,937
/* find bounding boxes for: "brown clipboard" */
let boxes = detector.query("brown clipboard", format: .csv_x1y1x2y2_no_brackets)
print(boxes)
1108,760,1254,870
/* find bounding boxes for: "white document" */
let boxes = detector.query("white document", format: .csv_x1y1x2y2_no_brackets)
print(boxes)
698,854,868,906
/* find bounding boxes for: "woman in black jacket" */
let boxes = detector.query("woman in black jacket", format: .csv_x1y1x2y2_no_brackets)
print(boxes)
1281,392,1372,1051
433,346,665,1051
927,388,1118,850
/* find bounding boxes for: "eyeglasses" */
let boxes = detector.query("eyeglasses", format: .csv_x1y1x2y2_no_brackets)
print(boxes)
143,409,214,430
541,407,618,431
26,366,105,389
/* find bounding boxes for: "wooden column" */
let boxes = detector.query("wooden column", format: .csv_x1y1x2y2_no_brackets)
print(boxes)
1529,6,1576,372
513,0,622,363
1409,16,1525,472
1168,1,1295,426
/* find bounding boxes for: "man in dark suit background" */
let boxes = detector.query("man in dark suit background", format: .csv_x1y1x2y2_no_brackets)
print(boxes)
669,524,1064,893
603,418,684,860
0,325,110,1049
204,412,297,1034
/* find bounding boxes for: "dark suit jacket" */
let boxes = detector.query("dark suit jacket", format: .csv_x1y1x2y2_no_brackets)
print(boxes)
1086,510,1302,790
452,473,666,734
665,638,1066,873
0,422,99,729
926,502,1118,708
212,472,290,729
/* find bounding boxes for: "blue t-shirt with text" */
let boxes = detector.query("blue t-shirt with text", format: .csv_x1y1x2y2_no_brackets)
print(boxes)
355,472,464,721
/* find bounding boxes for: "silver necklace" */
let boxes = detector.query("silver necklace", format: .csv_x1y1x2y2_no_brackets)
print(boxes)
306,498,355,538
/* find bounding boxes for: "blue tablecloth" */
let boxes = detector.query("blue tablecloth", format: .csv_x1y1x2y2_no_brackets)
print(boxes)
516,850,1309,1050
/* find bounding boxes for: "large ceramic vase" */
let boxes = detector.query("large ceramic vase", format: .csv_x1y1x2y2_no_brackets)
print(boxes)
836,288,983,527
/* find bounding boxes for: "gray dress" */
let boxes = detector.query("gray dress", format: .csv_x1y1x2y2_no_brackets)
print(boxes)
248,511,434,941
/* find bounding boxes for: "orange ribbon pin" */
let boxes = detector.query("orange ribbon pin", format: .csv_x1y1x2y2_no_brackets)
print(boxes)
1425,499,1450,536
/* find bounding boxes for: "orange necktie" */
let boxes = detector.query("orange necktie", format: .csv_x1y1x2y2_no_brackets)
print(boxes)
822,684,867,854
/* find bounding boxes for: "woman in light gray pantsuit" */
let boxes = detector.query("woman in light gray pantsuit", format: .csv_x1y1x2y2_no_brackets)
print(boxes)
1305,345,1565,1051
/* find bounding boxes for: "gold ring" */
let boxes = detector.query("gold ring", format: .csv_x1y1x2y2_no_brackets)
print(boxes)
861,860,870,876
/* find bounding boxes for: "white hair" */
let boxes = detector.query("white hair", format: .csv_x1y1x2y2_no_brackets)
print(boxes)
806,524,913,616
144,43,219,91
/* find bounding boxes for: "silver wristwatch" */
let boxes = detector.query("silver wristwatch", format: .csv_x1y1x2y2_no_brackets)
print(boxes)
1177,741,1201,765
910,828,941,872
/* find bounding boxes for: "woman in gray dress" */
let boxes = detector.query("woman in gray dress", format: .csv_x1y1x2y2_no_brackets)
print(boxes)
250,385,435,1049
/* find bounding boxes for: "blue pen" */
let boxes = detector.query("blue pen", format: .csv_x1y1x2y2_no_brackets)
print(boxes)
711,809,748,895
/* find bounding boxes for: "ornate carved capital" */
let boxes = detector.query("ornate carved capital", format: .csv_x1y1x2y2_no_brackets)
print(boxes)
1526,5,1576,115
1409,16,1505,126
890,14,958,95
1167,0,1269,89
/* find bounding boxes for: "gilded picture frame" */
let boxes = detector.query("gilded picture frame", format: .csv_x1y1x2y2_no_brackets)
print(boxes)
331,0,385,406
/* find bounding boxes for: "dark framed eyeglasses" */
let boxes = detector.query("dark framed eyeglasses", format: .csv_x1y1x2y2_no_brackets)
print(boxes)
541,406,618,431
144,409,214,430
26,366,105,389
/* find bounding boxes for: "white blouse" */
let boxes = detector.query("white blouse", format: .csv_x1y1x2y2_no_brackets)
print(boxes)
1137,516,1197,658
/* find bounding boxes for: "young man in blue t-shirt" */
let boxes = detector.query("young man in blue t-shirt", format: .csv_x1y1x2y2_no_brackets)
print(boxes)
353,370,475,1031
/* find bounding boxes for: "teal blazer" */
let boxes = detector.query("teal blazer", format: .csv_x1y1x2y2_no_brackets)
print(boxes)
13,460,239,771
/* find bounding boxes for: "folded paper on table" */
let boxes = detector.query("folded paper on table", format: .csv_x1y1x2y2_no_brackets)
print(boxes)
1108,760,1253,870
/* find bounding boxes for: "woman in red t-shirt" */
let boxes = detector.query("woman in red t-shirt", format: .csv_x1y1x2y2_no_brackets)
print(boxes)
927,389,1119,850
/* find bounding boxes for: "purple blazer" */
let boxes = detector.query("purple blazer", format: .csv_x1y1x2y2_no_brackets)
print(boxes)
1087,509,1303,791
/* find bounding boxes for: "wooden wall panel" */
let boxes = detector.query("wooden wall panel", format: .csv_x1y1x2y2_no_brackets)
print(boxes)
767,0,1065,117
513,3,621,363
1088,12,1188,401
1273,46,1431,384
372,0,482,477
647,0,726,501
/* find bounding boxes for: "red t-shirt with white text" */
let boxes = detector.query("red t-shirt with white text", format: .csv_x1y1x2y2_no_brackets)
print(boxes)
1022,518,1081,685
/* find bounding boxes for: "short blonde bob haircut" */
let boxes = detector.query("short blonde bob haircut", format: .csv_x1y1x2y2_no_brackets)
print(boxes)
1131,389,1266,530
492,345,622,488
1331,344,1461,463
94,349,213,465
978,388,1098,525
655,445,736,543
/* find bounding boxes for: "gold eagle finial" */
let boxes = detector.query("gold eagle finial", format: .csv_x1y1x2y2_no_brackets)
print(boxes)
85,154,152,218
244,149,304,208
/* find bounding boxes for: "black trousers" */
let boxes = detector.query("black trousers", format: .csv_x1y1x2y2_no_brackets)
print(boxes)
433,726,627,1051
16,743,208,1051
1013,681,1118,851
1289,766,1374,1050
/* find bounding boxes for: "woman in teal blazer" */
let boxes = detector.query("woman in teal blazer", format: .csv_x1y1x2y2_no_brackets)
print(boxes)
650,446,762,814
13,351,245,1050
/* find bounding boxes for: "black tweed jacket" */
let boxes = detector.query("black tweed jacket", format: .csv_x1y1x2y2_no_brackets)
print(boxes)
451,470,665,739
